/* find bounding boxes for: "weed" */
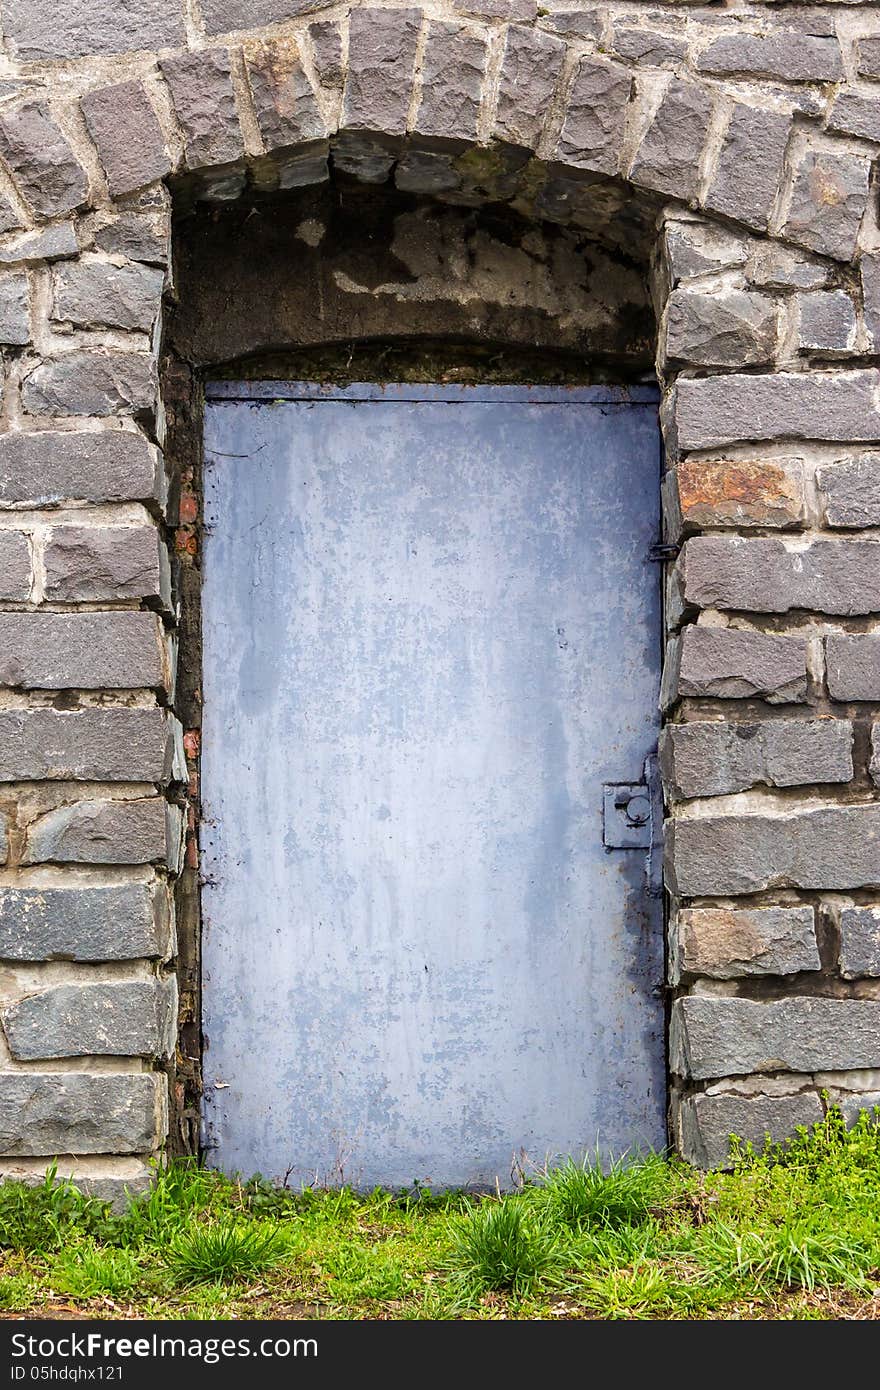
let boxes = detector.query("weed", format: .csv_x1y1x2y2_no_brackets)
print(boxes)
239,1174,301,1218
162,1219,287,1287
118,1159,227,1245
538,1151,671,1230
697,1219,876,1293
0,1273,38,1311
447,1199,562,1295
0,1168,117,1254
570,1216,667,1272
52,1243,144,1299
322,1240,409,1301
733,1106,880,1187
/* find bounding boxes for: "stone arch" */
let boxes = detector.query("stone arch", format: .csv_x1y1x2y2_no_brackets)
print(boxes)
1,4,880,1198
156,15,871,263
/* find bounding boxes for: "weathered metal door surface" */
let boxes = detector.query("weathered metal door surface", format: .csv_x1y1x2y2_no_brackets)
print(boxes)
201,382,664,1189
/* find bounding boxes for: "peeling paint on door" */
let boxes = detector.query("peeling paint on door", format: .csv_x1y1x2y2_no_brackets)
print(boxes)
201,382,664,1189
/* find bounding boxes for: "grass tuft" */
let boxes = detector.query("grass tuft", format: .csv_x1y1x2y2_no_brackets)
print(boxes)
52,1243,144,1299
161,1218,288,1287
0,1166,117,1254
696,1219,876,1293
447,1199,562,1295
538,1151,672,1230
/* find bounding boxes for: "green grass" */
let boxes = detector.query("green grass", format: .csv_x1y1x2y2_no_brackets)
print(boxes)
162,1219,287,1287
447,1197,563,1296
2,1108,880,1320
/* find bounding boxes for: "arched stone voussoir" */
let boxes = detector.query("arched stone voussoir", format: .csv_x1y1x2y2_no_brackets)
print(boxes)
120,8,876,270
169,134,666,269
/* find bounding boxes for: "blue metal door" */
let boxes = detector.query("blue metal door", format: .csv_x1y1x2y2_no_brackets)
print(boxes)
201,382,664,1189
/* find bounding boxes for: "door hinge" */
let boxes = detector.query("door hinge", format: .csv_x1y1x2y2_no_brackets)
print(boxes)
648,543,680,562
603,781,651,849
603,754,664,898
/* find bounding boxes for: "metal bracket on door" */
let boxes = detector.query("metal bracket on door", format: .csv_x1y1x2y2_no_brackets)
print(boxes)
603,753,664,898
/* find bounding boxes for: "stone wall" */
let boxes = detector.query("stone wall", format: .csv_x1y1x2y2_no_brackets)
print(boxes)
2,0,880,1194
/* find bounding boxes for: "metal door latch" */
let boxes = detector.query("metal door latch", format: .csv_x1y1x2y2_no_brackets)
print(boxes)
602,755,664,896
603,783,652,849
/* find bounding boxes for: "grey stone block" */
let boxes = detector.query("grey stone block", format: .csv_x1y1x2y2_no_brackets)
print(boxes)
0,429,164,508
44,524,164,603
662,220,747,284
667,804,880,897
0,194,23,238
323,131,393,183
839,1092,880,1127
81,82,170,197
555,55,631,177
696,32,842,81
0,224,78,267
611,25,687,67
4,0,184,60
826,635,880,701
0,707,182,783
342,8,421,138
676,626,808,703
660,718,852,800
0,1072,165,1155
704,105,790,233
244,41,327,153
458,0,536,17
664,286,777,369
309,21,344,91
2,978,176,1061
857,36,880,78
630,80,713,201
395,150,460,195
671,996,880,1080
0,271,30,346
494,25,566,151
827,93,880,145
670,906,819,983
0,530,31,600
538,10,598,39
782,150,870,262
274,150,329,190
52,260,164,335
674,1090,824,1168
415,22,488,145
90,212,169,268
670,457,805,532
200,0,320,34
22,351,156,419
0,882,172,961
189,168,247,202
0,611,168,691
861,253,880,350
160,50,244,170
797,290,857,355
747,242,827,292
673,371,880,451
767,12,846,37
838,906,880,979
872,725,880,788
0,101,88,221
681,535,880,616
818,453,880,529
23,797,171,866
